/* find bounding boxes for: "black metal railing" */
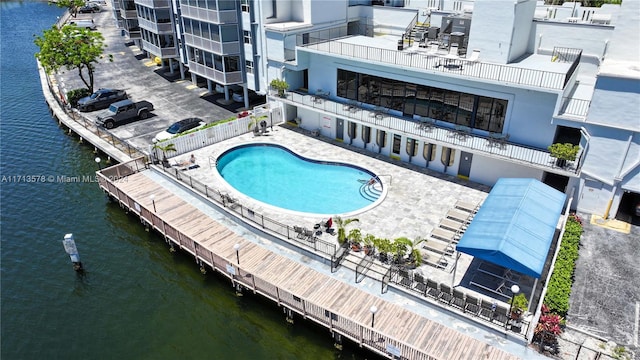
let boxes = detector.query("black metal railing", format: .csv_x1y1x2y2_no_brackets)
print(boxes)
45,75,145,160
155,164,338,260
281,91,583,175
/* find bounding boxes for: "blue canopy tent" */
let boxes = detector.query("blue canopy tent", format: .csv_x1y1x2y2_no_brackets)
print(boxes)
455,178,566,281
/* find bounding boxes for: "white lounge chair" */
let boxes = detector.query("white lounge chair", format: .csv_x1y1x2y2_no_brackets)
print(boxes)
466,49,480,62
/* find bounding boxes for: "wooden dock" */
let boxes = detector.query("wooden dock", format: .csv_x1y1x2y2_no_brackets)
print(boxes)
97,161,520,360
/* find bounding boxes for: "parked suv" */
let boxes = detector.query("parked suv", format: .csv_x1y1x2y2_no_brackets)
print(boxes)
77,88,127,112
153,118,206,143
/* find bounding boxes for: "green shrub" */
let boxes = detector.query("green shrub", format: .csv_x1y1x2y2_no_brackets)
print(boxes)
543,217,583,316
66,88,91,107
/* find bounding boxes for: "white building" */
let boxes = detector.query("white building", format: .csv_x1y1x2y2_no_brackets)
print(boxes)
117,0,639,221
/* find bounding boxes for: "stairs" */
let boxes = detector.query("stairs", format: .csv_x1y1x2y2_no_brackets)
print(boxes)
359,181,382,201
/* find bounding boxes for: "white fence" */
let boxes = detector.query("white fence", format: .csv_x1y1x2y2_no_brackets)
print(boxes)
149,103,283,158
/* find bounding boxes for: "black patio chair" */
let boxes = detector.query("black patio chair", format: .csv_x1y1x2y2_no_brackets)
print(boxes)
438,284,454,304
413,273,427,295
464,295,480,316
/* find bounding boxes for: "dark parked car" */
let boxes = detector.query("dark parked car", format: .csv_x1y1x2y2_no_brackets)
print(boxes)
77,88,127,112
78,3,100,13
153,118,206,143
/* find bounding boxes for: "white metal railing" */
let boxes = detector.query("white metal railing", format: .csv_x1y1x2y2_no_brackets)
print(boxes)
280,92,582,175
301,40,570,90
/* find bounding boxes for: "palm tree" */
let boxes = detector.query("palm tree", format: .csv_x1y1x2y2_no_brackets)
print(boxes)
334,216,359,245
152,142,176,167
248,114,268,134
393,237,413,263
408,237,426,267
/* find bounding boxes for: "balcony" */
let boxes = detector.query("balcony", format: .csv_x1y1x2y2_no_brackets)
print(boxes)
183,34,240,55
558,97,590,119
134,0,170,8
141,42,178,58
180,5,237,24
120,8,138,19
300,39,577,91
138,18,173,34
277,91,583,176
187,62,243,84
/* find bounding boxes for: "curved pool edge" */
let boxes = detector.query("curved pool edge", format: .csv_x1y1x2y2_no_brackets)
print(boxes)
212,140,388,218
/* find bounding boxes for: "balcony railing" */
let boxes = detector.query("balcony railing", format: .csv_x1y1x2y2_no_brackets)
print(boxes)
278,91,582,175
559,97,590,118
300,40,572,90
141,42,178,58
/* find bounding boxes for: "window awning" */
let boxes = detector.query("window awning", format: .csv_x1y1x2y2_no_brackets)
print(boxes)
456,178,566,278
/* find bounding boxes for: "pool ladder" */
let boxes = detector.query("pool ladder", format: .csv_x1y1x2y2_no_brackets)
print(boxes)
359,181,382,201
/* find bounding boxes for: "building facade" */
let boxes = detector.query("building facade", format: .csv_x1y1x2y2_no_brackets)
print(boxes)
112,0,639,221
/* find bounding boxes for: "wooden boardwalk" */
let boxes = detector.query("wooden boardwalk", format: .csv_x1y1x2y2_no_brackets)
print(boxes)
98,166,520,360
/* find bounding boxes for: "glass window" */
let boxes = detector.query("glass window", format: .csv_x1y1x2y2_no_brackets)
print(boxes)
361,126,371,144
240,0,250,12
183,18,192,35
443,90,459,124
357,74,370,103
337,69,348,98
457,93,474,126
192,20,202,38
392,134,401,154
403,83,417,116
243,30,251,44
429,88,444,120
475,96,493,131
423,143,436,162
214,54,223,71
221,25,238,42
218,0,236,10
376,130,386,148
348,122,357,139
414,85,430,117
441,147,455,166
224,56,239,72
489,99,507,133
204,51,213,68
245,60,253,74
406,138,418,156
345,71,357,100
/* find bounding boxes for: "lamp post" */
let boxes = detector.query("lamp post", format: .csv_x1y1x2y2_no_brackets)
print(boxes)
507,284,520,329
233,243,241,264
150,194,157,212
95,156,102,170
370,305,378,328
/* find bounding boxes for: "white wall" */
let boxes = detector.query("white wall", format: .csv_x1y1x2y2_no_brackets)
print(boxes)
509,0,536,62
469,154,543,186
532,22,613,58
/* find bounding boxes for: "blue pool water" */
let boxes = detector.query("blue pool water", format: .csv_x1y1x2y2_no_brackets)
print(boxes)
216,144,381,214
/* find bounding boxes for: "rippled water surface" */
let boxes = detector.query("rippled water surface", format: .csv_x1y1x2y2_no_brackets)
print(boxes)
0,3,376,359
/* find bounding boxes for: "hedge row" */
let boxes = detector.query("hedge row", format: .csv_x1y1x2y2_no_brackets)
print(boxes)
543,216,583,316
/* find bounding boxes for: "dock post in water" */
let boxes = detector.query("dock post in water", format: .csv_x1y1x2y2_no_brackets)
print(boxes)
62,233,83,272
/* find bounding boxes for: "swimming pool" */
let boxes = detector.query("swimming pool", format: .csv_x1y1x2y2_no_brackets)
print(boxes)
216,144,382,214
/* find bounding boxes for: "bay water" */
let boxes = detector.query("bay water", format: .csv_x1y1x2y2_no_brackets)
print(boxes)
0,3,376,359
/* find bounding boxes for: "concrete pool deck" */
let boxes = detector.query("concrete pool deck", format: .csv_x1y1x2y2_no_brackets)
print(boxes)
162,124,548,316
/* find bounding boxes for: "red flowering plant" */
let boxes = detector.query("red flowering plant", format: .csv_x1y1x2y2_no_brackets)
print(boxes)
533,304,563,354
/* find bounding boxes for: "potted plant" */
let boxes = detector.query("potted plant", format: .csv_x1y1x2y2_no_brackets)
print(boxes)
348,228,362,252
270,78,289,98
334,216,359,246
510,293,529,319
407,237,425,268
548,143,579,168
152,142,177,168
392,237,413,265
362,234,375,256
375,238,392,264
248,114,268,135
